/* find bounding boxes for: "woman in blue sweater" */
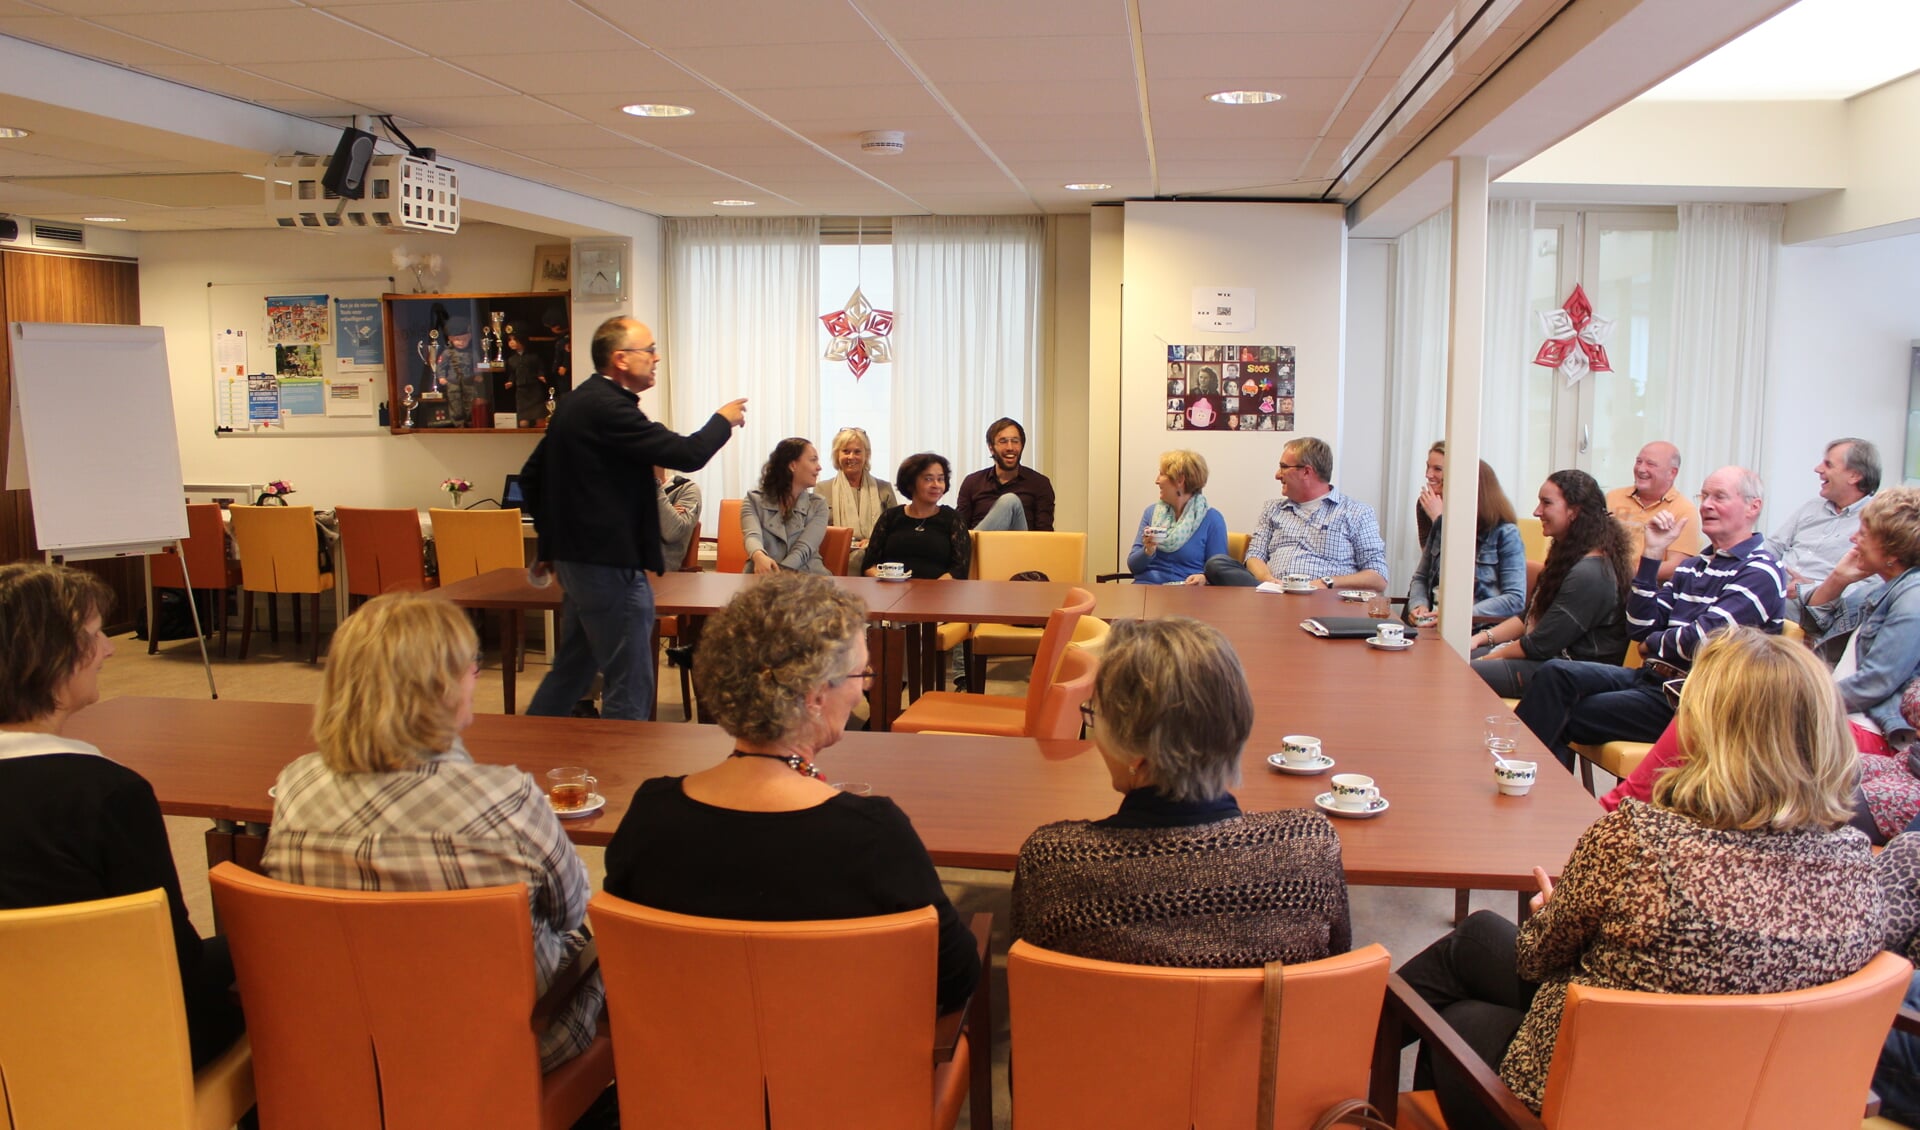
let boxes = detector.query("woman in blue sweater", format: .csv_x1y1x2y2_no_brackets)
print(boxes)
1128,449,1227,584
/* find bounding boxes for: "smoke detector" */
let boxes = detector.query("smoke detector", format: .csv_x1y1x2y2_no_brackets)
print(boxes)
859,130,906,157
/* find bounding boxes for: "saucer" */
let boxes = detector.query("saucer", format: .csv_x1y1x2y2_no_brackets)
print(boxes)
549,792,607,819
1315,792,1390,819
1338,590,1374,602
1366,636,1414,651
876,573,912,583
1281,583,1317,594
1267,752,1335,775
267,785,277,799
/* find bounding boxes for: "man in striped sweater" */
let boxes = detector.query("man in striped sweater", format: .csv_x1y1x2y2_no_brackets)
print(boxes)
1517,466,1785,772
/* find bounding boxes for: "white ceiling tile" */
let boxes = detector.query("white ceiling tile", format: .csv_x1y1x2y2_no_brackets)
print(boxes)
890,193,1040,213
257,97,371,116
537,91,759,126
242,58,511,100
972,113,1145,143
379,95,581,127
939,79,1141,118
324,0,628,58
29,0,290,13
0,16,209,65
437,121,614,147
860,0,1124,41
586,0,875,49
93,9,420,63
731,83,948,121
439,50,675,95
1154,138,1318,163
140,63,321,103
894,35,1135,85
660,43,913,90
1138,0,1406,36
1143,33,1380,81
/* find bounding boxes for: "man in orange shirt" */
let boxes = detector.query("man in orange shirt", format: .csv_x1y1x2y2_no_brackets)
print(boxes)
1606,441,1700,582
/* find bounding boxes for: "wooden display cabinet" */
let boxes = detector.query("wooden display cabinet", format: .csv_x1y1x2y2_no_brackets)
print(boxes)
383,291,572,433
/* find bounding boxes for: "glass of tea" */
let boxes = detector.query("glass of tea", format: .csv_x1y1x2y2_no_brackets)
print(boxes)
545,766,597,811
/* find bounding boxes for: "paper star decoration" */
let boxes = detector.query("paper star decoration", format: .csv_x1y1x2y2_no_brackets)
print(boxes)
1532,284,1614,386
821,287,894,379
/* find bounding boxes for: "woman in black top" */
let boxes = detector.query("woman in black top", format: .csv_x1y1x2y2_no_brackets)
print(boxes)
602,572,979,1013
1471,469,1634,698
0,563,243,1069
863,452,971,580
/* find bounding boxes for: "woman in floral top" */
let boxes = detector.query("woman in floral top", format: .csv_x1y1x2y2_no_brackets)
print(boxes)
1401,627,1885,1128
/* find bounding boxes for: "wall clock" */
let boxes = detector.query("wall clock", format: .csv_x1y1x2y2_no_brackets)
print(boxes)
573,238,630,303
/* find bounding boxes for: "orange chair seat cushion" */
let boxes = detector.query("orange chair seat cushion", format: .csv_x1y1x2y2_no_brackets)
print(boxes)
971,623,1043,655
539,1035,615,1130
893,692,1028,737
192,1034,257,1130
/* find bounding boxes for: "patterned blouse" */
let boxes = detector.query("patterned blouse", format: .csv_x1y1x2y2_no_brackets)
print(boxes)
1503,801,1884,1111
263,745,603,1072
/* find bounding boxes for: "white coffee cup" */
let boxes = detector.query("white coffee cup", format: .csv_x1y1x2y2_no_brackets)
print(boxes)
1282,734,1322,766
1143,525,1168,543
1494,760,1538,796
877,562,908,579
1282,573,1316,590
1374,622,1406,645
1330,773,1379,811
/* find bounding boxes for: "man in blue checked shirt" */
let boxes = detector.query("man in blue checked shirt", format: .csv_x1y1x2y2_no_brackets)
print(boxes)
1203,436,1389,591
1517,465,1786,772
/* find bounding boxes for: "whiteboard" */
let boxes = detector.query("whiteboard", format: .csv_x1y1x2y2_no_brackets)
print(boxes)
6,321,188,557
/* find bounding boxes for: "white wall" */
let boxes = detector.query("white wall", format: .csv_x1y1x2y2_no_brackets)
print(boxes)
1763,231,1920,509
1118,201,1348,562
138,221,660,511
1340,239,1393,514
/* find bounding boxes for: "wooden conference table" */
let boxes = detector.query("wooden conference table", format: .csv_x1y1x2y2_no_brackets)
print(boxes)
69,693,1596,894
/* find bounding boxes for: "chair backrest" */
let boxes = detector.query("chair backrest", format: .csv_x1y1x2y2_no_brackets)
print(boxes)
587,895,942,1130
1227,530,1251,563
1538,950,1910,1130
716,498,747,573
1068,614,1111,657
1525,558,1544,598
1032,645,1098,739
148,502,228,589
1782,619,1806,644
974,531,1087,583
1007,940,1391,1129
820,525,854,576
0,890,202,1129
1022,587,1095,733
1517,517,1549,562
429,507,523,585
231,504,324,593
336,507,429,598
678,526,702,571
208,862,547,1130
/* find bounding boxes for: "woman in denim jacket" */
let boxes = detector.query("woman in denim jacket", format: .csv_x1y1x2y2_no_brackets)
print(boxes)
1407,444,1527,623
1801,486,1920,747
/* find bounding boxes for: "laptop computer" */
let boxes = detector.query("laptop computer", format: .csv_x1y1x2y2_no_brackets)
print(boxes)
502,474,534,521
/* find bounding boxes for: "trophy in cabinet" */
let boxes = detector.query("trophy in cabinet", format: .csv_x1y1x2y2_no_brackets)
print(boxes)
402,383,419,428
487,310,507,365
416,329,446,399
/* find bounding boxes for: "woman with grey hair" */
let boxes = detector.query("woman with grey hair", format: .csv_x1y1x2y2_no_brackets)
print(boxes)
1011,617,1351,966
602,572,979,1012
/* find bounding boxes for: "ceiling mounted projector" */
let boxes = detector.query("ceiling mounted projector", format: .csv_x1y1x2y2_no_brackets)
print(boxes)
262,152,459,234
859,130,906,156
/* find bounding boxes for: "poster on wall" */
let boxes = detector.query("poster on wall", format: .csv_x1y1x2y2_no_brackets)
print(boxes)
247,373,280,423
333,298,384,368
1164,343,1296,432
265,294,331,346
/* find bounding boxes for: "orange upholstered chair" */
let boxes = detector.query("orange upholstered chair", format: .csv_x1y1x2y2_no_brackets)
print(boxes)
147,502,241,656
208,863,613,1130
820,524,854,576
230,504,334,662
0,889,255,1130
1384,952,1912,1130
587,895,991,1130
335,506,432,609
1008,941,1390,1129
894,588,1095,738
715,498,748,573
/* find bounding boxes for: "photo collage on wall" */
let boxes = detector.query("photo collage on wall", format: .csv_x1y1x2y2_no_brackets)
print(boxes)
1166,344,1296,432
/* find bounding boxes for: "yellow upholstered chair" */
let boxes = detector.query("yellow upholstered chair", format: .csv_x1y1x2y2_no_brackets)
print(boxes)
429,507,524,584
967,531,1088,688
1386,952,1911,1129
0,889,254,1130
588,896,991,1130
230,503,334,662
1517,517,1549,563
1068,613,1111,657
1008,941,1390,1130
1227,530,1251,562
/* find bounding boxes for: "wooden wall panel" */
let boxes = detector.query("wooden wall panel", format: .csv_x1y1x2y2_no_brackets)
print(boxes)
1,250,146,629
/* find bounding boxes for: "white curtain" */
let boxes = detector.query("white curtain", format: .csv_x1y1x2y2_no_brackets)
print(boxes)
664,217,819,529
890,216,1046,479
1666,203,1781,478
1382,201,1536,588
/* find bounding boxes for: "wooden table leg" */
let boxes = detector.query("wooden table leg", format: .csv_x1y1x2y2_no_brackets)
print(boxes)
501,607,520,714
869,623,907,732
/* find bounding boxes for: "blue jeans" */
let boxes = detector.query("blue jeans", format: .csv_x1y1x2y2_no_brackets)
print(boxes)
972,493,1029,532
1876,973,1920,1126
1203,553,1259,587
1514,659,1673,773
527,561,656,722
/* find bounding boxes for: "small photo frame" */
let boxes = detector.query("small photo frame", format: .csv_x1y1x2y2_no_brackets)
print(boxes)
532,244,570,291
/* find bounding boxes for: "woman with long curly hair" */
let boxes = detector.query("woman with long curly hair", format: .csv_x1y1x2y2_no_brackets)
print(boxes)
1471,469,1634,698
741,436,830,574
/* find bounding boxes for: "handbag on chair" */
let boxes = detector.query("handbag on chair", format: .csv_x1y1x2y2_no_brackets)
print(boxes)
1255,959,1396,1130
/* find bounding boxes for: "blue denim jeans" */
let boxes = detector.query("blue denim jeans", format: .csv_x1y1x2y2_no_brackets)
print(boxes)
972,493,1029,532
527,561,656,722
1203,553,1259,587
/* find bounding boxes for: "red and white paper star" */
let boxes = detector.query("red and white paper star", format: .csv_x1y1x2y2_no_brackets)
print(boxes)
821,287,894,379
1532,284,1614,386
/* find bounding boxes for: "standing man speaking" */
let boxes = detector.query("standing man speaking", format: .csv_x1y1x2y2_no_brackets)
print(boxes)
521,316,745,720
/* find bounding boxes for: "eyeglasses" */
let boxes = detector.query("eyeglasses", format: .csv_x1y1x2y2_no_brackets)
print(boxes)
1079,701,1096,729
1278,462,1305,472
618,344,658,356
838,668,876,686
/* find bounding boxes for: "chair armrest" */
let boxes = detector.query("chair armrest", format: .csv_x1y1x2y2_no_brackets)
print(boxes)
531,937,599,1033
1375,974,1545,1130
1895,1005,1920,1037
1094,572,1132,583
932,912,993,1064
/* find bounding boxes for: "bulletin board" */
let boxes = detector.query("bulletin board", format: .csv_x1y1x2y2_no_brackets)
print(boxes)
208,275,394,438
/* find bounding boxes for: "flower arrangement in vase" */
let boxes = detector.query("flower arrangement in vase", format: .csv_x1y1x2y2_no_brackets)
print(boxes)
256,480,295,506
441,476,472,508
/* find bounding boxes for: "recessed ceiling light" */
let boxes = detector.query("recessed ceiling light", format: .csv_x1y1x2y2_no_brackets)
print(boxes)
1207,90,1285,105
0,126,31,139
84,215,126,223
621,103,694,118
1063,182,1113,191
712,199,756,207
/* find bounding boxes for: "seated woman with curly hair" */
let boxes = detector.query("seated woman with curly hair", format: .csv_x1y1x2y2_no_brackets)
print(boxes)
1012,617,1350,966
601,572,979,1013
